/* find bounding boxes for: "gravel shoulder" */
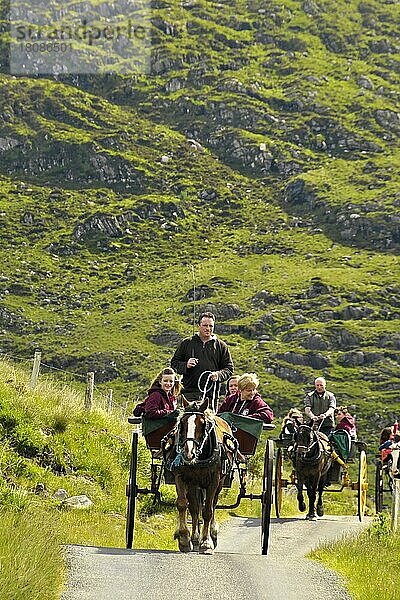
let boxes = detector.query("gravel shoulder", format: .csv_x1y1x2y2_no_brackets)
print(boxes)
62,515,371,600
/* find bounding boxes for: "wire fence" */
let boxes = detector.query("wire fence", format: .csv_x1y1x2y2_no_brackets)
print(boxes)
0,349,131,419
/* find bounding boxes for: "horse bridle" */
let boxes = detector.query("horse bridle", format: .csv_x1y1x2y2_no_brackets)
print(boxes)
295,425,320,459
177,412,216,463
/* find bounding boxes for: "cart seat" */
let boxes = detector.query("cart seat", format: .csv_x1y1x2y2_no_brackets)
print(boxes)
218,413,274,455
128,415,177,450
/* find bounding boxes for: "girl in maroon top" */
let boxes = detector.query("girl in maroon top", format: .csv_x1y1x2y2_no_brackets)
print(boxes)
134,367,182,419
334,406,357,439
225,375,239,398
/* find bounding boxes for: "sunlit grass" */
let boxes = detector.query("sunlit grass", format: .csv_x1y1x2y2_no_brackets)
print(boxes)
0,508,64,600
310,513,397,600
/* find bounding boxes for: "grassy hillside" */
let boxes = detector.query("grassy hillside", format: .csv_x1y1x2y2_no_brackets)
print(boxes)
0,355,398,600
0,0,398,447
0,356,186,596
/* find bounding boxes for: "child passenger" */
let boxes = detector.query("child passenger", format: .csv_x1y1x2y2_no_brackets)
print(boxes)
218,373,274,424
133,367,181,420
334,406,357,439
225,375,240,398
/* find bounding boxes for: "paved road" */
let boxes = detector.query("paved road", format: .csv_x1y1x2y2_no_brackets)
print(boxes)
62,515,370,600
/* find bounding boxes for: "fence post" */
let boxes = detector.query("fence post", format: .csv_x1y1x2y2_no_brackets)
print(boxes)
107,389,113,413
392,478,400,531
84,372,95,411
29,350,41,389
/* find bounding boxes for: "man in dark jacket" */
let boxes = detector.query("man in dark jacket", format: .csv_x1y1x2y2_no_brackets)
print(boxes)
171,312,234,402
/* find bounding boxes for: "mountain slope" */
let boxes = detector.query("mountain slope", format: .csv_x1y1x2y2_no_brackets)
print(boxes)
0,0,399,444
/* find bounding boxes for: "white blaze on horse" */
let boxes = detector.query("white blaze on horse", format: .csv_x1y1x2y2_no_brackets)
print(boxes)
162,397,241,554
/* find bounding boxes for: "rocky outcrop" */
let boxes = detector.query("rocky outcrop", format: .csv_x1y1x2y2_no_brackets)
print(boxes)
73,202,184,242
274,351,330,369
283,178,400,251
149,329,182,346
181,302,243,321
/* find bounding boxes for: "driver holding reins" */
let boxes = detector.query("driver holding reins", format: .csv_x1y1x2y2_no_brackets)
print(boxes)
171,311,234,402
304,376,337,437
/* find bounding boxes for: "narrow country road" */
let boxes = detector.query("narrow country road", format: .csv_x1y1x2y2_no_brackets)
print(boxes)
62,515,370,600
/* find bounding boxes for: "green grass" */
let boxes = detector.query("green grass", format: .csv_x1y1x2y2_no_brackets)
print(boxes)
310,513,398,600
0,508,64,600
0,355,396,600
0,0,399,594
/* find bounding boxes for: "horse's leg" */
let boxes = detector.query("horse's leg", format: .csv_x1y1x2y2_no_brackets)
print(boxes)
305,478,318,520
186,486,201,550
296,474,306,512
317,462,329,517
210,479,223,548
316,477,325,517
174,477,192,552
199,475,219,554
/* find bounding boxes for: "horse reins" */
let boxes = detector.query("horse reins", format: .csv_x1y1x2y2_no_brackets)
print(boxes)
198,371,219,412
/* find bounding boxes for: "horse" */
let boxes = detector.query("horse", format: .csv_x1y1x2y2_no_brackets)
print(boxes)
292,423,332,520
162,397,240,554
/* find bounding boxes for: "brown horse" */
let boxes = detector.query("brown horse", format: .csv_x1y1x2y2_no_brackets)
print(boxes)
162,398,239,554
292,424,332,520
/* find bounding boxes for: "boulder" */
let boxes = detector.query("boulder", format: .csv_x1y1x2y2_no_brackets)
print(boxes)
149,330,182,346
304,334,329,350
65,495,93,509
52,488,68,501
181,302,242,321
182,284,214,302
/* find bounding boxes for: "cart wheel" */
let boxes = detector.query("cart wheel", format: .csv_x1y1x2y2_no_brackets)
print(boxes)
375,459,383,513
274,447,283,518
126,431,138,549
357,449,368,521
261,439,274,555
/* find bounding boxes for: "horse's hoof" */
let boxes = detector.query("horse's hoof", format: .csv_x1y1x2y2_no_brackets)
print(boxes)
299,502,307,512
178,540,193,553
316,505,324,517
199,546,214,555
306,514,317,521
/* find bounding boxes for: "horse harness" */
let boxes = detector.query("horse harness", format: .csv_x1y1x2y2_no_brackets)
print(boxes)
295,425,331,464
162,411,238,474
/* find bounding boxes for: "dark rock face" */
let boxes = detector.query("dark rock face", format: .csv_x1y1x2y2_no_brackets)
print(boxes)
274,351,330,369
251,290,281,308
73,213,129,240
0,306,34,334
265,361,309,384
73,202,184,242
375,110,400,133
303,334,329,350
182,284,214,302
283,178,400,251
337,350,384,367
283,179,314,207
181,302,243,321
326,327,360,350
338,305,374,320
149,329,182,346
305,279,331,298
378,334,400,350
